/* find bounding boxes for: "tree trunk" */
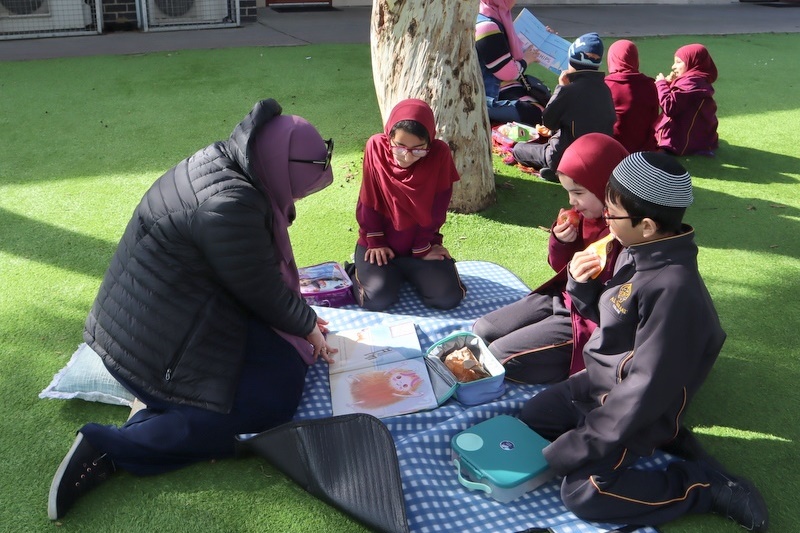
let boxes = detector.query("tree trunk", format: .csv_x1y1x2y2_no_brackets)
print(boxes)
370,0,495,213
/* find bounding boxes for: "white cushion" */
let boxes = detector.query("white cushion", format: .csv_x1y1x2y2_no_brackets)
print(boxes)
39,343,134,407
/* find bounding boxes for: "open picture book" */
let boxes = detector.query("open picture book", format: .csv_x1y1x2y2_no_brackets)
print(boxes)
326,321,440,419
326,322,508,419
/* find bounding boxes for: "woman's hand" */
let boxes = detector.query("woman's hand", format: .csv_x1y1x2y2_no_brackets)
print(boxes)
423,244,451,261
552,219,578,243
306,325,337,364
568,250,602,282
365,247,395,266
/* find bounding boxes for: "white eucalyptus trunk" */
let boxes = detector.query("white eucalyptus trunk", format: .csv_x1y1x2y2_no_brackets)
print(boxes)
370,0,495,212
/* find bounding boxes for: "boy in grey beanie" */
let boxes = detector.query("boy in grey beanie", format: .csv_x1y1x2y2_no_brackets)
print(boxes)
519,152,768,532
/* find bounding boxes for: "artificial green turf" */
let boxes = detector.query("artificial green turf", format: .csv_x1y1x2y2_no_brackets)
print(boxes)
1,34,798,533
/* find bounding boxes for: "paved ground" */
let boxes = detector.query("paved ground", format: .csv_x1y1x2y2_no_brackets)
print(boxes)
1,3,799,61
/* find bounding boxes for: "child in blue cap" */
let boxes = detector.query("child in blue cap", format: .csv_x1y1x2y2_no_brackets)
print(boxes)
511,32,616,182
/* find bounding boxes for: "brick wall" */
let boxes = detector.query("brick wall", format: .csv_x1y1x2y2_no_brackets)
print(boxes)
101,0,138,31
240,0,258,23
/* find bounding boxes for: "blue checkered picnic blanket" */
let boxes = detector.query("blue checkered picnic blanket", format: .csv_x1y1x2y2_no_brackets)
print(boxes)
294,261,660,533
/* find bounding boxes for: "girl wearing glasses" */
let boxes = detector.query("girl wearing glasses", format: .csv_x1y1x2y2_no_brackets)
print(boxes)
352,98,465,312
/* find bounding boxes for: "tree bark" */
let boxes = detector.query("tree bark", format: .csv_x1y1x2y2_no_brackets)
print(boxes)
370,0,495,213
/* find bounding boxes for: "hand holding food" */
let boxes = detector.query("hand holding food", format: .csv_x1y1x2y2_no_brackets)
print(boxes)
585,233,615,279
568,233,615,282
557,208,580,228
535,124,553,137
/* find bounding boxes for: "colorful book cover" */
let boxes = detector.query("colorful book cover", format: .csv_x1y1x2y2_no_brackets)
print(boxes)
327,321,438,419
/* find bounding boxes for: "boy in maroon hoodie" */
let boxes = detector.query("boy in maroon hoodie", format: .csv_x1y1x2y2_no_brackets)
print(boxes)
473,133,628,384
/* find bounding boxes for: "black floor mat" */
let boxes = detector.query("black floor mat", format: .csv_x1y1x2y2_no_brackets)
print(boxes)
237,414,409,533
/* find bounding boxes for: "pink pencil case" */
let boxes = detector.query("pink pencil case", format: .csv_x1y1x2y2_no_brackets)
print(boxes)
298,261,356,307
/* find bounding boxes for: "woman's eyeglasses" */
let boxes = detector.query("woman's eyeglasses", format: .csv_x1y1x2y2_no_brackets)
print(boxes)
390,145,430,158
289,138,334,170
602,207,641,225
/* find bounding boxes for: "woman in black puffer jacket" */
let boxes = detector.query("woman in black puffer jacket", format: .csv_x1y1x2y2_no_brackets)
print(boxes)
49,99,336,520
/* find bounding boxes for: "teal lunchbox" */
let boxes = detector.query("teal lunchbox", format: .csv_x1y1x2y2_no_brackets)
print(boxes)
451,415,554,503
425,332,505,406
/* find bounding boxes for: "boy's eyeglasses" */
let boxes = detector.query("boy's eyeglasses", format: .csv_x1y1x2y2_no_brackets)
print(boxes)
289,138,334,170
602,207,641,225
390,145,430,158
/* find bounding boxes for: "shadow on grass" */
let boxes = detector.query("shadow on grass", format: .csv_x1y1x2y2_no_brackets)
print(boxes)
685,139,800,185
0,207,113,279
689,186,799,258
477,145,799,262
686,339,799,533
478,161,568,230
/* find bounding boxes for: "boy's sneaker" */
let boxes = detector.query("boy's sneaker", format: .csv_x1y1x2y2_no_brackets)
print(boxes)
48,432,116,520
707,466,769,532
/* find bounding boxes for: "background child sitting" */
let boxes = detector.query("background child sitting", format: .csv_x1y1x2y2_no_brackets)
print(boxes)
511,32,616,182
655,43,719,156
604,39,659,153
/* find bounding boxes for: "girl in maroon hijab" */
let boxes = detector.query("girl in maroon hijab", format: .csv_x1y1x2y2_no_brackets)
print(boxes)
655,43,719,156
604,39,659,153
352,98,465,311
473,133,628,384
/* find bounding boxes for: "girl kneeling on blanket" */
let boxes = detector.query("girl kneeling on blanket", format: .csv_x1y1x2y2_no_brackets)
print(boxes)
473,133,628,384
351,98,466,312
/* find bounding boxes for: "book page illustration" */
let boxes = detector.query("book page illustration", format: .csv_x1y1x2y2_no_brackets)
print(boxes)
327,321,438,418
330,358,438,419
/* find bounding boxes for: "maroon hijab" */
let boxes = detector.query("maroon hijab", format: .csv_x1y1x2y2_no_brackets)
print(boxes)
557,133,629,243
676,44,718,83
607,39,639,74
359,99,459,231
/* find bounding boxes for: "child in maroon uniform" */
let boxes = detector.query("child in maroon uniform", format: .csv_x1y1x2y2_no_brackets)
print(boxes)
352,99,465,311
655,44,719,156
473,133,628,384
604,39,658,153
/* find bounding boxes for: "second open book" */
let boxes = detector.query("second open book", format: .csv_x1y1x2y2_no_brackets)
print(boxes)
513,9,570,75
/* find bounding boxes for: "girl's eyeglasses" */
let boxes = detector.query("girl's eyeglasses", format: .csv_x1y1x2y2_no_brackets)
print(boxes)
602,207,642,226
289,138,334,170
390,145,430,158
